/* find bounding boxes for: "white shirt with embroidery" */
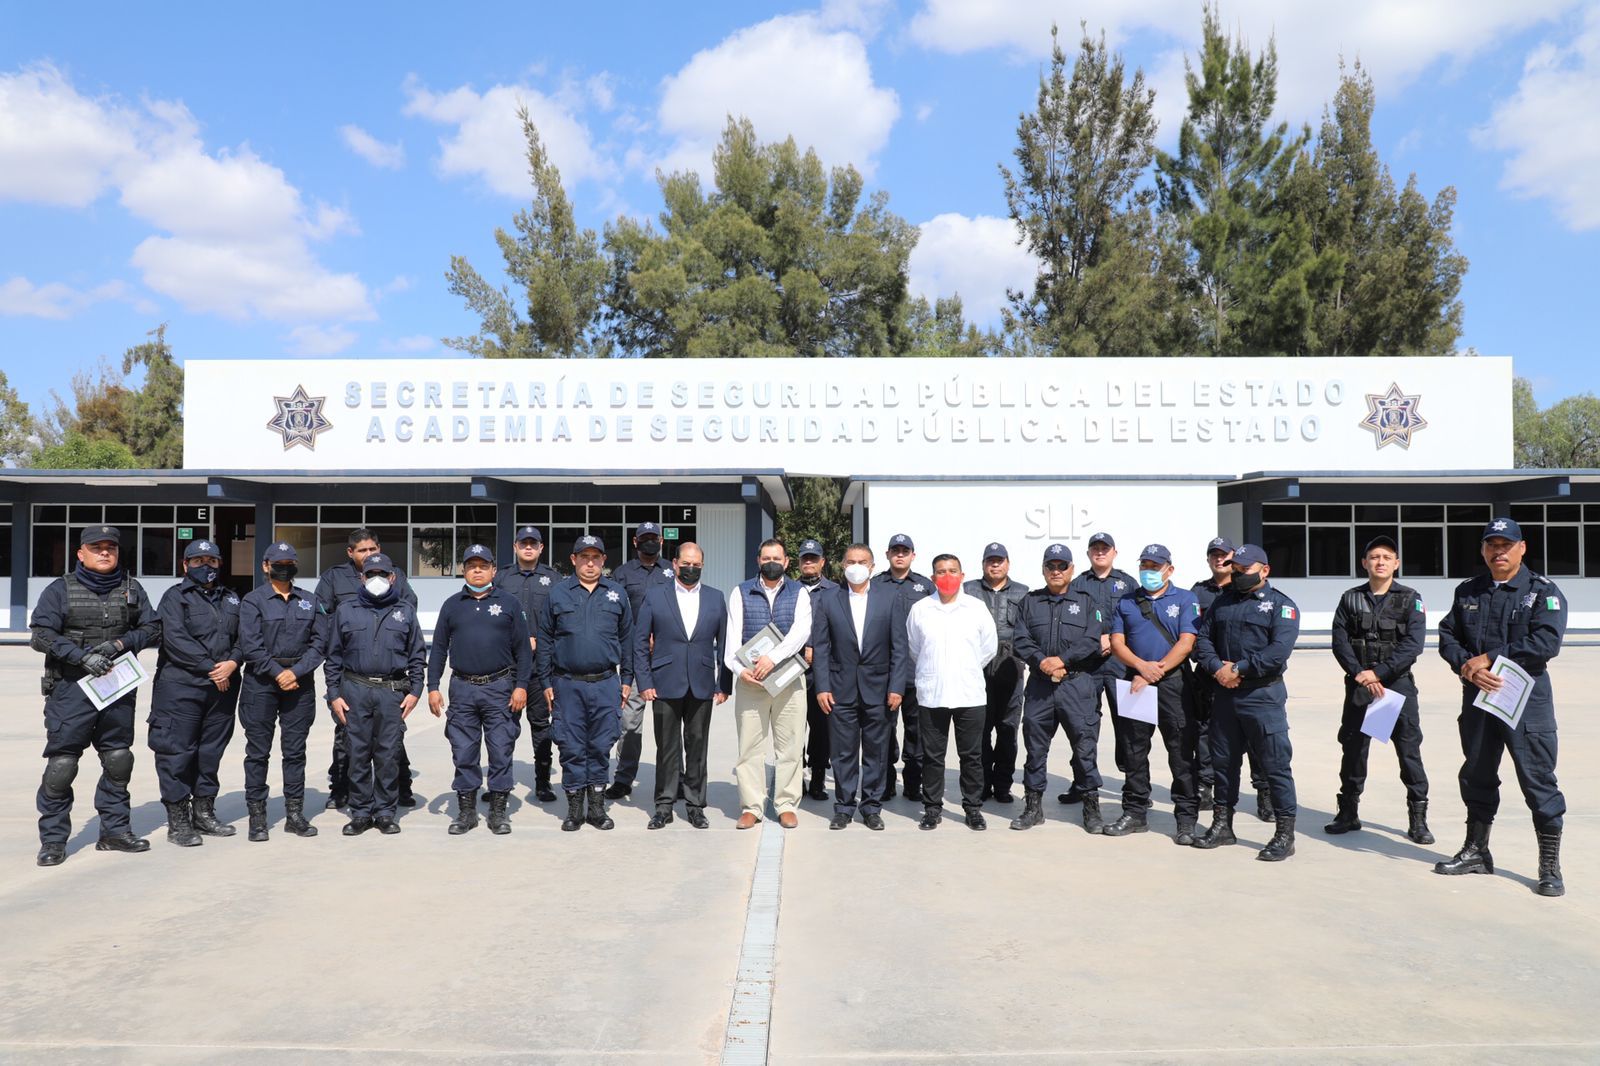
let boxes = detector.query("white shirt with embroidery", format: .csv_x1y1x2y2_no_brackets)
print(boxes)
905,593,998,708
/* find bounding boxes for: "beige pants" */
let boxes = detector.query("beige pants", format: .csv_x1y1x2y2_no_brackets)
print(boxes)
734,676,807,816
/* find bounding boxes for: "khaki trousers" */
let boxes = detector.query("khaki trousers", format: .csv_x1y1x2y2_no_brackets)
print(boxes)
734,676,807,817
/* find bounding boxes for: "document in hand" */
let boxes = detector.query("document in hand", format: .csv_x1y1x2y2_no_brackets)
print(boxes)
1113,678,1159,725
736,623,785,670
76,652,147,711
1472,655,1534,729
1360,688,1406,743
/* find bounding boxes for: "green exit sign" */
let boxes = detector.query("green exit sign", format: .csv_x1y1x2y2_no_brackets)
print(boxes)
663,527,680,540
178,527,194,539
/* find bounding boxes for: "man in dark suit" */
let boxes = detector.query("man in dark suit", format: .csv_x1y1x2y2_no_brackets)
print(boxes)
633,543,731,830
809,543,908,831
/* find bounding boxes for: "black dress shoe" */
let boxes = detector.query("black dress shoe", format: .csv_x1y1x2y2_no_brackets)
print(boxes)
397,792,418,809
342,817,373,836
807,782,830,801
647,810,674,830
685,808,710,829
326,792,347,810
37,843,66,867
829,813,851,830
95,831,151,853
965,811,987,831
374,816,401,835
604,782,632,800
993,790,1015,804
1057,790,1084,804
919,808,942,830
862,812,886,831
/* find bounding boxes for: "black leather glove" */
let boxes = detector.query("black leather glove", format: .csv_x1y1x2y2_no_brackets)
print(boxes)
81,652,115,676
89,640,123,659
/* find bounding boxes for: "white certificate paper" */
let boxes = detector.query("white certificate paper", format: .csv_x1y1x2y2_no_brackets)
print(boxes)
76,652,147,710
1472,655,1534,729
736,624,784,670
1360,688,1406,743
1114,679,1160,725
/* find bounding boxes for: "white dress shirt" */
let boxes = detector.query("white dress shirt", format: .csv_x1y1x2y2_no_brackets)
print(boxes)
674,580,701,636
906,592,998,708
848,586,870,652
725,578,814,675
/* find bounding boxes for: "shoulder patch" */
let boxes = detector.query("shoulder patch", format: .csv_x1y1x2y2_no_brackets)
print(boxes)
1281,606,1297,620
1095,608,1102,622
1546,596,1561,611
1415,599,1424,613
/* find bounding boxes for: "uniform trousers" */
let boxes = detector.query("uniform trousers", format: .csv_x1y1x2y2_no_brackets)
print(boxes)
1336,678,1428,803
1456,685,1564,831
1022,674,1102,795
239,677,317,803
342,681,409,820
1210,681,1297,817
551,673,623,792
148,675,240,804
612,686,647,787
37,686,137,845
1118,669,1200,820
445,676,522,793
981,654,1023,792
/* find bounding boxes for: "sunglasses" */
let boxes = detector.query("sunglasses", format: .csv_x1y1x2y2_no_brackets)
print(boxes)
1043,562,1070,572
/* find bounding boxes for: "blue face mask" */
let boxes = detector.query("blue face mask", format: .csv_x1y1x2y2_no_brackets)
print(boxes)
1139,569,1166,592
466,580,493,593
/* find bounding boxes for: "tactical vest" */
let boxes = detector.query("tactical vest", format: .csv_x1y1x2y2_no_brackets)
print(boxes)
64,571,135,648
1343,586,1414,673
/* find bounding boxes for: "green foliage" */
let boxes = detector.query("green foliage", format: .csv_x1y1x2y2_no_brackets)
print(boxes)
33,326,183,468
906,295,999,357
774,477,854,579
1513,377,1600,468
32,431,138,470
0,370,32,466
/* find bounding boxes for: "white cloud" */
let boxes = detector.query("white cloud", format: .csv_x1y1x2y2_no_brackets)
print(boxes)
402,77,606,196
285,324,358,356
0,276,141,319
819,0,894,36
908,213,1038,326
915,102,935,122
379,334,438,353
339,123,405,169
1476,8,1600,231
0,64,143,207
656,14,899,179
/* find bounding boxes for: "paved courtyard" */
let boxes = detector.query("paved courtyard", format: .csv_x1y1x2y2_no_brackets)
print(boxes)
0,643,1596,1064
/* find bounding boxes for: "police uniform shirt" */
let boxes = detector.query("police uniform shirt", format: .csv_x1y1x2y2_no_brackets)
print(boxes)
1193,583,1301,683
535,576,635,687
427,587,534,690
156,578,243,679
1112,585,1201,663
1191,577,1228,617
326,596,427,699
1070,568,1138,669
238,582,329,681
872,569,933,608
614,557,675,615
1330,582,1426,685
315,561,419,612
1438,567,1566,724
500,563,561,634
1011,587,1105,677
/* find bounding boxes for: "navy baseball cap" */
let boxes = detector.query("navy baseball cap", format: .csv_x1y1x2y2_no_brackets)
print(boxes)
887,533,914,551
574,534,606,554
515,525,543,544
263,541,298,563
983,542,1008,561
1482,517,1523,542
184,539,221,560
80,525,121,546
1206,536,1235,555
636,521,662,537
1042,543,1073,565
1138,543,1172,566
1231,544,1269,568
462,544,494,564
1363,534,1398,555
1087,531,1115,548
798,538,824,558
361,552,395,574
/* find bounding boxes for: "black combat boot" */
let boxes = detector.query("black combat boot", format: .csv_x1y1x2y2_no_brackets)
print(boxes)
1434,819,1494,876
247,799,269,842
325,791,347,810
37,843,66,867
1174,816,1198,847
449,790,479,835
1191,805,1237,849
918,805,942,830
1081,794,1105,835
1536,828,1564,897
191,796,235,837
561,790,584,831
1257,814,1296,861
1103,809,1149,837
586,786,615,830
284,799,317,837
1323,794,1361,835
1198,782,1213,808
1255,786,1275,822
487,791,512,835
95,830,150,853
1009,789,1044,831
165,800,202,847
1407,799,1434,845
535,759,556,802
341,815,374,836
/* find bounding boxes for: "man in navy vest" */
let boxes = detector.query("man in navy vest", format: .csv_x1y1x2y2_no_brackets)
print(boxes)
634,542,731,829
726,538,813,829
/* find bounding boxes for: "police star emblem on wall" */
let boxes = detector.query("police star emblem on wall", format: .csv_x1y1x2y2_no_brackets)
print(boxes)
267,385,333,451
1360,383,1429,450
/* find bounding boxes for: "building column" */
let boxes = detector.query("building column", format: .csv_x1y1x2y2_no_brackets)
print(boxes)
9,500,27,631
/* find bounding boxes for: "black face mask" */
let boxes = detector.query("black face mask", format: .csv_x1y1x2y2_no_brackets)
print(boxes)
676,565,702,587
269,562,298,582
759,561,786,581
638,538,661,556
1232,569,1263,593
798,574,820,586
188,564,218,586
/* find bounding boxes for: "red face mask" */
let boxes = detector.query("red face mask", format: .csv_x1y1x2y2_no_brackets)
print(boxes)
934,574,962,596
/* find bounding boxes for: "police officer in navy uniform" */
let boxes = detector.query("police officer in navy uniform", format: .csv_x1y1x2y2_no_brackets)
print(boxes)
1010,544,1106,833
1436,517,1568,897
316,527,419,810
965,542,1028,804
428,544,532,836
1190,536,1273,819
873,532,933,801
30,525,161,867
1191,544,1301,861
537,534,634,832
149,539,244,846
607,521,675,800
796,537,838,800
1326,535,1432,844
237,541,328,842
499,525,561,801
1061,531,1137,805
325,553,426,836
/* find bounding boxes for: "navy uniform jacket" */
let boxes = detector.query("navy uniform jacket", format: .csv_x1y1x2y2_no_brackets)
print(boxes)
1011,587,1105,699
1070,568,1137,673
31,574,160,671
326,594,427,700
426,586,533,690
238,582,328,682
633,582,732,701
798,575,838,674
1193,583,1301,688
809,583,909,707
1330,582,1426,686
315,561,418,611
614,557,675,616
963,577,1030,646
500,563,561,642
155,578,242,684
536,576,634,688
1191,577,1227,617
872,569,932,690
1438,567,1566,729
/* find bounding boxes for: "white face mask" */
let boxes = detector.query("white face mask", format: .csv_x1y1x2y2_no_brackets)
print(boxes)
843,563,871,586
364,575,391,597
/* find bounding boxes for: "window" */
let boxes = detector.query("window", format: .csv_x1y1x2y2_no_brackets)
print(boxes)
1507,503,1587,577
31,503,209,578
0,523,11,577
514,503,698,576
270,503,507,577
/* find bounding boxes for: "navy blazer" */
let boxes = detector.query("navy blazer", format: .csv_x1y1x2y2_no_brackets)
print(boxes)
633,582,732,701
810,583,908,707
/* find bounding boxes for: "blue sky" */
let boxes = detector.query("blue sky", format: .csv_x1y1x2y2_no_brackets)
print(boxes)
3,0,1598,417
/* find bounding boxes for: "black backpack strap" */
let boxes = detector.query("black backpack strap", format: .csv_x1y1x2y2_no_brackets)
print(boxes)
1134,595,1178,648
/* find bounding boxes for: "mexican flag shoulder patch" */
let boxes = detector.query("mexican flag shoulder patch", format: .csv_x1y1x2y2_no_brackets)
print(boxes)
1415,599,1424,613
1546,596,1561,611
1281,605,1297,620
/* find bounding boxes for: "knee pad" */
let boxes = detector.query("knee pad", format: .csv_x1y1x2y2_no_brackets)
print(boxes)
42,754,80,798
100,747,135,784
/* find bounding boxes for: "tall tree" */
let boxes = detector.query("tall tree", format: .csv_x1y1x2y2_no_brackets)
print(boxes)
1513,376,1600,468
774,477,853,580
32,327,184,468
445,106,608,358
32,432,138,470
0,369,32,466
905,295,998,357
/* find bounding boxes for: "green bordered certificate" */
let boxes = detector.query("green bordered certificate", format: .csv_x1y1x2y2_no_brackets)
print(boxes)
76,653,147,710
1471,655,1533,729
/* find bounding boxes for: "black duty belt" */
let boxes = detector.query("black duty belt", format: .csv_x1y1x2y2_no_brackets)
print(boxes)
454,666,513,685
273,656,300,667
346,673,411,693
557,670,614,683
